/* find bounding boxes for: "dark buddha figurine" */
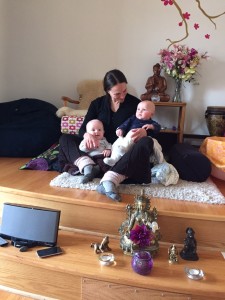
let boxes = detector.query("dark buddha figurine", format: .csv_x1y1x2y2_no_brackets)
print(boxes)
180,227,199,261
141,63,170,102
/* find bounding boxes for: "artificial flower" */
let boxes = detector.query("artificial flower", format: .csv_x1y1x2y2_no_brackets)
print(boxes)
130,224,153,248
159,44,207,82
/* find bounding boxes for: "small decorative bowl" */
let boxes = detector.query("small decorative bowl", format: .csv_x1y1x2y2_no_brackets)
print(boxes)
99,253,115,266
185,267,204,280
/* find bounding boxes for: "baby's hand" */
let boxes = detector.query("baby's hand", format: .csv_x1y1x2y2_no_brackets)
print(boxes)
116,129,123,137
102,149,111,157
129,128,147,143
142,124,154,131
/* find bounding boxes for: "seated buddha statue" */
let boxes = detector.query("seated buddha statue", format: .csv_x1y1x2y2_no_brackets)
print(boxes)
141,63,170,102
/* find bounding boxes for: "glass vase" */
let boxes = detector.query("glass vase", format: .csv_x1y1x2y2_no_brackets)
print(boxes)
173,78,182,102
131,250,153,275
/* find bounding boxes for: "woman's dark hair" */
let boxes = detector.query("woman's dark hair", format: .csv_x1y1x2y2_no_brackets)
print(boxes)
103,69,128,93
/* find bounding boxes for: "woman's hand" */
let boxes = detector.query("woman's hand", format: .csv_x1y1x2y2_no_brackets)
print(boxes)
102,149,111,157
129,128,147,143
83,132,100,149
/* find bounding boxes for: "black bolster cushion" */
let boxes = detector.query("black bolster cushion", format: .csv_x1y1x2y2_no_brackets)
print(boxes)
169,143,211,182
0,98,61,157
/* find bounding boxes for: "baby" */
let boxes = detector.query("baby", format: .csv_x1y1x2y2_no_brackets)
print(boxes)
76,119,111,183
104,100,161,166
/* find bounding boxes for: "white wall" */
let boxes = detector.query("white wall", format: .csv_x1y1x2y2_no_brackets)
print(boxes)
1,0,225,135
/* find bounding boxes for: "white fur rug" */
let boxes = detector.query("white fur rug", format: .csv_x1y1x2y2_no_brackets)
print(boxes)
50,172,225,205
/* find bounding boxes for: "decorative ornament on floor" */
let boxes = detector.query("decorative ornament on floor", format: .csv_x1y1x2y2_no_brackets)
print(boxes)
159,44,208,102
118,191,161,257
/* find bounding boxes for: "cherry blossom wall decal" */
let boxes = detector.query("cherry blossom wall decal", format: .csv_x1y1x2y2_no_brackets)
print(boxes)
161,0,225,48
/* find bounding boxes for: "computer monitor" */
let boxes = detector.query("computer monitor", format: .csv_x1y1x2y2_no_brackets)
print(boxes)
0,203,61,247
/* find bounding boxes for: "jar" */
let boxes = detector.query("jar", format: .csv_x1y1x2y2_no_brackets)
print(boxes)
151,94,160,102
131,250,153,275
205,106,225,136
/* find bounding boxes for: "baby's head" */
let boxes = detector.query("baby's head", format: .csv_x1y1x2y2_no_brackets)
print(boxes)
86,119,104,140
136,100,155,120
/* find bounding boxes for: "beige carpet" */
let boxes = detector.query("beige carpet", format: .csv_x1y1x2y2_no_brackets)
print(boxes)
50,172,225,205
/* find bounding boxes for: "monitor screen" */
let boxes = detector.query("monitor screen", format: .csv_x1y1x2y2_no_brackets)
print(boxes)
0,203,61,246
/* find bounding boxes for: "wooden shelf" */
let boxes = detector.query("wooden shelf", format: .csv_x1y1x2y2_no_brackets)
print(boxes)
0,230,225,299
154,102,187,143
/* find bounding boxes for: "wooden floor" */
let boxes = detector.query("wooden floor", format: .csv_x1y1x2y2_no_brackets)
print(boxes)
0,290,37,300
0,157,225,299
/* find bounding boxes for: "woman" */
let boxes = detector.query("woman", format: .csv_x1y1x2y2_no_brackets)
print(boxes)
59,69,155,202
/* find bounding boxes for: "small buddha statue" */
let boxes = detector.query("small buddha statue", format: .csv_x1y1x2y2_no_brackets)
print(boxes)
180,227,199,261
168,244,179,264
141,63,170,102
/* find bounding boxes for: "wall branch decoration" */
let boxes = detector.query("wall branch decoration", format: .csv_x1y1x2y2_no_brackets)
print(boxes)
161,0,225,48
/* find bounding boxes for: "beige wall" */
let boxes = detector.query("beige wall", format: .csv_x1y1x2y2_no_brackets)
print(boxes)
1,0,225,135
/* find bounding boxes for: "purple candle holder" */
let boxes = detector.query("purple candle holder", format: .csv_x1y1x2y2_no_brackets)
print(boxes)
131,250,153,275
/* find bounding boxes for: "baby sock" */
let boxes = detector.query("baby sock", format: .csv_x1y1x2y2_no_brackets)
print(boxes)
79,164,100,184
83,165,93,175
102,180,117,194
97,171,127,201
101,171,126,186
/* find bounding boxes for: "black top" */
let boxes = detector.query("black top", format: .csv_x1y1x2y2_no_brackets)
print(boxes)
79,94,140,144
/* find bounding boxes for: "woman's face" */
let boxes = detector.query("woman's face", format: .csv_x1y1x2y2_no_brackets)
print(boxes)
108,83,127,103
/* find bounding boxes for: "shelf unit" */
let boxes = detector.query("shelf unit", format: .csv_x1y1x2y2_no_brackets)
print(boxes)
154,101,187,143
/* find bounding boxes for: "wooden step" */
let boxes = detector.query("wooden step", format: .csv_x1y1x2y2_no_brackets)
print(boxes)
0,158,225,250
0,158,225,299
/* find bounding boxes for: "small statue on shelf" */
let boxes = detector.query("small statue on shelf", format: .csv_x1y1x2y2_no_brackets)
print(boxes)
91,235,112,254
180,227,199,261
168,244,179,264
141,63,170,102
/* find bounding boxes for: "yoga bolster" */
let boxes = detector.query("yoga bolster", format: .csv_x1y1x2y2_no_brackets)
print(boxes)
169,143,211,182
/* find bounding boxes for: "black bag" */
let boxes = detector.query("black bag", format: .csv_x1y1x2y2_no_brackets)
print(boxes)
0,98,61,157
169,143,211,182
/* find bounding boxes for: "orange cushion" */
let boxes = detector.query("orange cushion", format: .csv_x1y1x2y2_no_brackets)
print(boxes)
200,137,225,173
211,165,225,181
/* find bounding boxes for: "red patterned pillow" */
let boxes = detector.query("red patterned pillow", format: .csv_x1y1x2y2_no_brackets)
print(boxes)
61,115,85,135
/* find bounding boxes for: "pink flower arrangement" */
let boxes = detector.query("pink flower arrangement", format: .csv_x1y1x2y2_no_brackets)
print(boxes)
159,44,208,82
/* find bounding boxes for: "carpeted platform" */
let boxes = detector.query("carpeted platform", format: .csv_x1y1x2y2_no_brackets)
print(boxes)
50,173,225,204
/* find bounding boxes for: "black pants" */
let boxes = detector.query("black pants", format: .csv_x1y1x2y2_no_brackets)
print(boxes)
58,134,83,174
112,136,153,184
59,134,153,184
